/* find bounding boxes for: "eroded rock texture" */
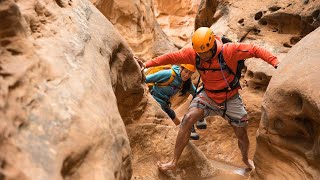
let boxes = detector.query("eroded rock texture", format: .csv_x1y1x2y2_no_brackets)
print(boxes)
252,27,320,179
0,0,145,179
194,0,219,30
91,0,178,60
154,0,200,46
206,0,320,91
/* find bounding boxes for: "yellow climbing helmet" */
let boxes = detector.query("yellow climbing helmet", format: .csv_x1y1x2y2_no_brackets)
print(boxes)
192,27,215,53
181,64,196,73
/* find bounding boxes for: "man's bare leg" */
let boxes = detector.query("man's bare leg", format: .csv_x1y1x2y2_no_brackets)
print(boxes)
157,107,204,171
231,125,255,169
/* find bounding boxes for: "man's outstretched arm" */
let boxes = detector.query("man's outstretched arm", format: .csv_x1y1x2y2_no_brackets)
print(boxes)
145,47,196,68
225,43,280,68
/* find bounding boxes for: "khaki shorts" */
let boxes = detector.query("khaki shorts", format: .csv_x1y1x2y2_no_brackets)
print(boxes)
189,90,248,127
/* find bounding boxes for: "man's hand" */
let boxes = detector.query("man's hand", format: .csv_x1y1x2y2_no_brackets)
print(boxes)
134,56,146,71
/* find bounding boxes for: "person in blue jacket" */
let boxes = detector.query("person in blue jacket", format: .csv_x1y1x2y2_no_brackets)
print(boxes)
146,64,201,140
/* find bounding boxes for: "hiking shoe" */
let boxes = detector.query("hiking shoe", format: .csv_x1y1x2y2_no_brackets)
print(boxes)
196,119,207,129
190,132,200,140
190,125,200,140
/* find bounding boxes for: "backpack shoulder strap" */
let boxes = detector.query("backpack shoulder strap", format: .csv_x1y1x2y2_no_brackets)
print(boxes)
195,55,201,70
218,46,235,76
217,46,242,91
156,69,176,87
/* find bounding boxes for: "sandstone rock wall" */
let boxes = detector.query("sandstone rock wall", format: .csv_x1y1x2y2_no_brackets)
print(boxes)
0,0,145,179
91,0,178,60
194,0,219,30
252,27,320,179
154,0,201,46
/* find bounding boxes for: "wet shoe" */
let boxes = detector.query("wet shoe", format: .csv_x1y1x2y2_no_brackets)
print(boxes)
196,119,207,129
190,125,200,140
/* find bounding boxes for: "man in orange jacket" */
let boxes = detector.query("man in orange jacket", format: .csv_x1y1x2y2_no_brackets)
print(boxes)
138,27,280,171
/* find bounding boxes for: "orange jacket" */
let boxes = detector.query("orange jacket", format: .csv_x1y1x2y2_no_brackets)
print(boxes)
145,37,279,104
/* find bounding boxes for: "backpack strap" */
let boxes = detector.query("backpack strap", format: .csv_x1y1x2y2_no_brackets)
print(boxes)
202,46,241,93
218,50,235,76
155,69,176,87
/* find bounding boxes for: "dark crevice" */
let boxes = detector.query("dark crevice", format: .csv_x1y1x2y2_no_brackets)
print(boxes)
254,86,261,90
254,11,263,20
303,118,315,138
283,42,292,48
1,160,6,169
68,0,73,6
294,117,315,139
26,99,35,107
268,6,281,12
238,18,244,24
0,72,12,78
55,0,67,8
9,80,22,91
252,28,261,35
0,160,6,179
99,47,104,56
0,39,11,47
16,119,27,130
61,148,90,178
6,48,22,55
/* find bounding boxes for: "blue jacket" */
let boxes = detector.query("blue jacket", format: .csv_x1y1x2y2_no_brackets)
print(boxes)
146,65,196,107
